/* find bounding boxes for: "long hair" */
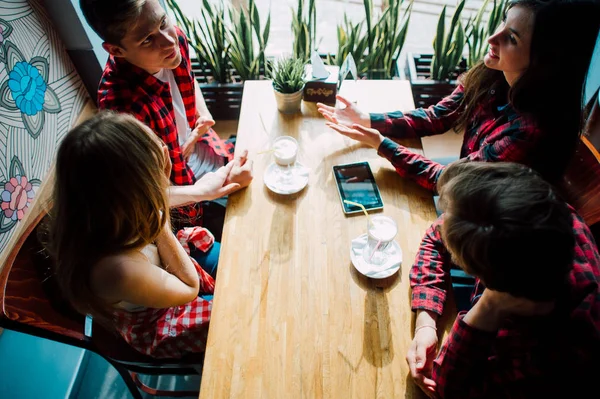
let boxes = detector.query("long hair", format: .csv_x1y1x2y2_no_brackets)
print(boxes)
44,111,170,319
456,0,600,183
437,160,574,301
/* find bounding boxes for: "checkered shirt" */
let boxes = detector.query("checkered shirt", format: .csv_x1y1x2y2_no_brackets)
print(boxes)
112,226,216,358
371,85,545,192
98,26,234,225
410,210,600,398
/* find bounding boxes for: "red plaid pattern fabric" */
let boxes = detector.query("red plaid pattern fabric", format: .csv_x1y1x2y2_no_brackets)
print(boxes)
410,210,600,398
111,229,216,358
177,226,215,254
371,85,544,192
97,26,234,225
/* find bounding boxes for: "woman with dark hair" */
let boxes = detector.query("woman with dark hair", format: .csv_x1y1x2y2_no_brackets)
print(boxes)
318,0,600,190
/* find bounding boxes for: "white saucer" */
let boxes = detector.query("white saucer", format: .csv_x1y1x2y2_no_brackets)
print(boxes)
264,162,309,195
350,233,402,279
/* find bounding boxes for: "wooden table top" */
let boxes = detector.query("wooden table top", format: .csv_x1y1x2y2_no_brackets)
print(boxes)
199,80,454,399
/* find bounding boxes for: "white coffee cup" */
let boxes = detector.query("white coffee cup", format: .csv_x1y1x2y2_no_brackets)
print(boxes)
363,215,398,266
273,136,298,166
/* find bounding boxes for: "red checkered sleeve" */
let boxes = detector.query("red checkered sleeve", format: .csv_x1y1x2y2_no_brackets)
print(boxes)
432,313,497,399
410,217,451,316
376,108,543,192
370,85,465,139
176,28,234,160
430,209,600,398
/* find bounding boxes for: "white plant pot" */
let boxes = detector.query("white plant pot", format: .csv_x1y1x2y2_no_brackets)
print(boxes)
273,86,304,114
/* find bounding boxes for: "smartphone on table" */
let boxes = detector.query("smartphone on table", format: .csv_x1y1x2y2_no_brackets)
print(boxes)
333,161,384,215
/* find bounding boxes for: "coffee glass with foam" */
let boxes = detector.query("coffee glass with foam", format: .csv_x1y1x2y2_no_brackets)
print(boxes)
362,215,398,266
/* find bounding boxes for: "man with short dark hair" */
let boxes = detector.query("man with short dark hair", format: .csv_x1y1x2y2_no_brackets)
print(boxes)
407,160,600,398
80,0,252,242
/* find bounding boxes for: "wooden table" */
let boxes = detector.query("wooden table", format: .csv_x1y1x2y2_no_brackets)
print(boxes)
199,80,455,399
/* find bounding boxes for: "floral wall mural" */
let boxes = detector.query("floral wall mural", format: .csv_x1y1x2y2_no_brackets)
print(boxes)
0,0,88,254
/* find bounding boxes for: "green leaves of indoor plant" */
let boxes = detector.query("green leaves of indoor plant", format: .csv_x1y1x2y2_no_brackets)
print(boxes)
228,0,271,81
465,0,506,68
291,0,317,62
269,57,307,94
431,0,467,81
362,0,413,79
166,0,230,83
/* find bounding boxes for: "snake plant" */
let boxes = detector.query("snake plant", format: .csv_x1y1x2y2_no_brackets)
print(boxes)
326,14,366,69
166,0,230,83
228,0,271,81
431,0,467,81
465,0,507,68
362,0,413,79
291,0,317,62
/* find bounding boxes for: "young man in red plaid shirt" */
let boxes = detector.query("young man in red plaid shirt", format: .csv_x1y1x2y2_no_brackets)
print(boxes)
80,0,253,242
407,160,600,399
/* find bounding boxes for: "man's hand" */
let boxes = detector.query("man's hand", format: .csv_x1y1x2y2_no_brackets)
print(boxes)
406,325,439,399
325,122,385,150
181,118,216,160
225,149,254,189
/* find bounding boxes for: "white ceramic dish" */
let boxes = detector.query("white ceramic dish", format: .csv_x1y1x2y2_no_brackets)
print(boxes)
263,162,309,195
350,233,402,279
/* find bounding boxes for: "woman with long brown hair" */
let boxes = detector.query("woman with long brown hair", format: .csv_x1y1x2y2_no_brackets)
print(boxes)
45,111,236,358
318,0,600,191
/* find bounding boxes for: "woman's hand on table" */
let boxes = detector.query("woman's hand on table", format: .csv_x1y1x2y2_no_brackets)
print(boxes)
225,149,254,189
317,95,371,128
326,122,385,150
407,325,439,398
192,162,240,201
407,310,440,399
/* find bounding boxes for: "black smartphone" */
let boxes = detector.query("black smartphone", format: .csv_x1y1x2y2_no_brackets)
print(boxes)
333,161,384,214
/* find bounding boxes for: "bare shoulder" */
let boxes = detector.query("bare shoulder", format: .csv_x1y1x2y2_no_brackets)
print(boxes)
90,251,148,302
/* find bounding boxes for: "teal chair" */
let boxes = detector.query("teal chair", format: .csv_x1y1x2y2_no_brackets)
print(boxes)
0,214,202,398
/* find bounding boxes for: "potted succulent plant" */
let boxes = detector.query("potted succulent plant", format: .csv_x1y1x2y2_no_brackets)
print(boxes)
269,57,307,114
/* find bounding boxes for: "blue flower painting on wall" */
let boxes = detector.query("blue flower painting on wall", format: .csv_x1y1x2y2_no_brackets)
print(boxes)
0,0,87,254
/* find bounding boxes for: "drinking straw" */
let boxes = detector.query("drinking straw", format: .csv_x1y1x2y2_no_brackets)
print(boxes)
343,200,372,224
368,240,383,262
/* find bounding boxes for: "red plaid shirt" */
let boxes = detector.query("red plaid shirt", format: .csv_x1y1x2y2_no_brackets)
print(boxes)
371,85,544,192
97,27,234,225
410,210,600,398
112,226,216,358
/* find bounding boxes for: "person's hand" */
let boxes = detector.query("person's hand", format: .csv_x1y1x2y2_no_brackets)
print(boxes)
181,118,216,160
325,122,385,149
192,162,240,201
406,325,439,399
317,95,371,128
225,149,254,189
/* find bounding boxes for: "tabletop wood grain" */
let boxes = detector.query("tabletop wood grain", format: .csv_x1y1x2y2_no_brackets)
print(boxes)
199,80,456,399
